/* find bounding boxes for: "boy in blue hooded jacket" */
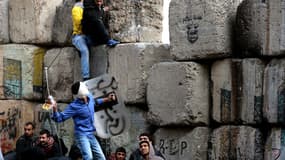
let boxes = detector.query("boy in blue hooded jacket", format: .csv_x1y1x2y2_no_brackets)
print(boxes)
52,81,115,160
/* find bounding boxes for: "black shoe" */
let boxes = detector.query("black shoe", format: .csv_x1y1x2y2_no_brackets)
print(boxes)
83,77,90,81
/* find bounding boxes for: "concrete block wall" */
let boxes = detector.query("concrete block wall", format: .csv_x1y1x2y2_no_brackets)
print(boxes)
1,0,285,160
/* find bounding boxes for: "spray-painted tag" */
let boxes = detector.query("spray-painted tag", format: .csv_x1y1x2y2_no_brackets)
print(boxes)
84,74,130,139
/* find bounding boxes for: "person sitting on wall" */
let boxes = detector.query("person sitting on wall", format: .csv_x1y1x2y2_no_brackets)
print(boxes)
72,0,119,81
82,0,119,47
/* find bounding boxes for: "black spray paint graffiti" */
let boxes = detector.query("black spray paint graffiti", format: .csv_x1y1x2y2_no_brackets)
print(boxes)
272,129,285,160
183,15,202,43
0,108,21,139
278,86,285,124
85,75,129,138
220,89,231,122
254,130,264,160
96,103,126,136
159,139,187,156
254,96,263,123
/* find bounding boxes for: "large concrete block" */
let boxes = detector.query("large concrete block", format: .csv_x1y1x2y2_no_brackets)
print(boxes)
209,126,264,160
212,58,265,124
0,0,9,43
44,47,78,102
52,2,73,45
154,127,209,160
147,62,209,126
9,0,63,44
169,0,242,60
263,58,285,124
265,128,285,160
108,43,172,104
0,44,45,100
236,0,285,56
44,46,108,102
89,46,108,77
109,0,163,42
109,106,152,159
0,100,36,154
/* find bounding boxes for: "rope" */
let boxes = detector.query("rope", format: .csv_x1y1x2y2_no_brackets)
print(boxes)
43,52,64,156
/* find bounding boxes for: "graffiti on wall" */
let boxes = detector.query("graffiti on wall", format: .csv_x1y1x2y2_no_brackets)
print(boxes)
220,88,231,122
0,107,21,153
159,138,188,156
183,15,202,44
278,86,285,123
254,130,264,160
3,58,22,99
254,96,263,123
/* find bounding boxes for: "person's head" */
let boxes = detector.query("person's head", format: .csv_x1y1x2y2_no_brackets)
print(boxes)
95,0,103,6
71,81,89,99
39,129,51,146
115,147,126,160
139,141,150,157
24,122,35,137
139,133,152,143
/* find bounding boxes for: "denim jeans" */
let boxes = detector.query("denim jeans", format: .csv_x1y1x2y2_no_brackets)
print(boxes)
75,134,106,160
72,34,93,79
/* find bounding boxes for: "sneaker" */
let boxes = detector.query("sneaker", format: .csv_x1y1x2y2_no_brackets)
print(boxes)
107,39,120,47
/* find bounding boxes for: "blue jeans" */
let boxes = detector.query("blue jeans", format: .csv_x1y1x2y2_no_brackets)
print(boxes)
75,134,106,160
72,34,93,79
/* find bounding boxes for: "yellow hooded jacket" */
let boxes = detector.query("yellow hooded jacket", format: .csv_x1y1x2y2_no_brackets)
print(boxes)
72,2,83,35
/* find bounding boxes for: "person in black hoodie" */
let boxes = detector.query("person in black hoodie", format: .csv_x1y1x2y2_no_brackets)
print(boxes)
82,0,119,47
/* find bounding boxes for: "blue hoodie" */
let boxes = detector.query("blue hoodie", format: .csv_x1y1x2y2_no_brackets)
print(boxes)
52,93,104,136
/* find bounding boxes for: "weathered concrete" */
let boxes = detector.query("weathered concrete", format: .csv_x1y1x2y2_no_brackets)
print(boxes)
89,46,108,77
109,0,163,42
52,1,73,45
44,47,78,102
9,0,63,44
108,43,172,104
209,126,264,160
0,100,36,154
264,128,285,160
44,46,108,102
154,127,209,160
0,44,45,100
169,0,242,60
0,0,9,43
236,0,285,56
263,58,285,124
211,58,265,124
109,106,152,159
147,62,209,126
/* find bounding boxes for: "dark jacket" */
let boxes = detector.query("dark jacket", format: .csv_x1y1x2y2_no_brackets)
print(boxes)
82,0,110,44
35,136,62,159
16,134,37,160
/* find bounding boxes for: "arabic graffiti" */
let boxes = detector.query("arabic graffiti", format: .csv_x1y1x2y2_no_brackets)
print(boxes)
0,107,21,153
3,58,22,99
